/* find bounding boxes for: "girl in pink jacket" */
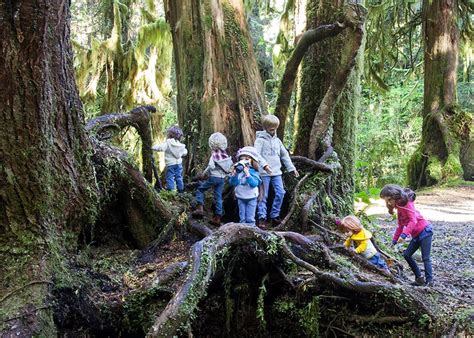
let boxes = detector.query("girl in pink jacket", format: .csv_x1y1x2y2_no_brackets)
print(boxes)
380,184,433,286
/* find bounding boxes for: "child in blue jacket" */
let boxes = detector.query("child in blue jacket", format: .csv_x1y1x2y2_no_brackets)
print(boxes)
229,147,262,226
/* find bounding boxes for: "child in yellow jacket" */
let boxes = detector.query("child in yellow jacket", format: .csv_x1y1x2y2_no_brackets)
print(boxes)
337,215,389,271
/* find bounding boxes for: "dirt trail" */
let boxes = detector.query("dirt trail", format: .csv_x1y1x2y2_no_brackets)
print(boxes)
363,186,474,314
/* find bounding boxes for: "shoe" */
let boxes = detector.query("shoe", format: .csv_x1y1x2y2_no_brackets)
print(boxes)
271,217,282,227
424,280,434,287
257,219,269,229
209,215,221,226
191,204,205,218
410,276,425,286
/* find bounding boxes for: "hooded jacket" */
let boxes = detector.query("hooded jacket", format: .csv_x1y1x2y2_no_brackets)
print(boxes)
254,131,296,176
204,156,233,178
152,139,187,166
393,201,429,242
229,168,262,199
344,228,377,259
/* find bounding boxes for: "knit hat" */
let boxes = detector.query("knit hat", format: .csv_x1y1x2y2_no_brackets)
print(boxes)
237,146,259,162
341,215,362,233
208,132,228,150
167,125,183,140
262,115,280,129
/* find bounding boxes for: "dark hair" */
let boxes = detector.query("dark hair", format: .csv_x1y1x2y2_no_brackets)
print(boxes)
167,126,183,140
380,184,416,206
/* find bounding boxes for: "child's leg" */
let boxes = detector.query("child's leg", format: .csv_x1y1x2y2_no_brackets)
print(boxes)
212,177,225,216
403,239,422,278
270,175,286,219
257,176,271,220
420,233,433,282
196,178,214,206
237,199,247,223
368,253,389,270
175,164,184,192
245,198,257,225
165,165,176,191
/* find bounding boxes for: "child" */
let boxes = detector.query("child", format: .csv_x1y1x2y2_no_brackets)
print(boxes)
337,215,389,271
229,146,262,226
254,115,299,228
152,126,187,193
380,184,433,286
192,133,233,226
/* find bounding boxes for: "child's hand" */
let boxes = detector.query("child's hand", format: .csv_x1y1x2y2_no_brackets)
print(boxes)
243,166,250,176
293,170,300,178
264,165,272,175
397,237,405,244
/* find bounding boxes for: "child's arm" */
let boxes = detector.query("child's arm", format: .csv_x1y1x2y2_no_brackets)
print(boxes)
152,142,167,152
399,203,418,239
229,174,239,187
182,145,188,157
344,238,352,248
392,220,404,244
254,138,270,171
354,240,368,254
245,171,260,188
279,140,297,174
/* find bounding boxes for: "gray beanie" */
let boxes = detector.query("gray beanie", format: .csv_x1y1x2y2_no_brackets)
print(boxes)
208,132,228,150
237,146,259,162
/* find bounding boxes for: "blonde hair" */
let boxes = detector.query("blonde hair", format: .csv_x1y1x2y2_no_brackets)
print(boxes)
262,115,280,129
341,215,362,233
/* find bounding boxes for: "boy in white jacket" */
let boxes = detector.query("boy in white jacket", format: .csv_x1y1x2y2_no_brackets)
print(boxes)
152,126,187,192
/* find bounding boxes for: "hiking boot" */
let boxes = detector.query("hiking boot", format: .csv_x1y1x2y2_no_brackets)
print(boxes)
191,204,205,218
410,276,425,286
257,219,269,229
271,217,282,227
209,215,222,226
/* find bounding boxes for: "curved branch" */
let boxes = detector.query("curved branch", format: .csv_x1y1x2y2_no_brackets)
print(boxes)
290,156,334,172
86,105,156,182
275,22,347,139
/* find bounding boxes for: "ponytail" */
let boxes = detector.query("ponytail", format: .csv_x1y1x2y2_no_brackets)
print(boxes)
403,188,416,202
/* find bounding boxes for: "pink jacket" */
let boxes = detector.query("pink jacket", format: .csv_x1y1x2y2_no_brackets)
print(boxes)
393,201,428,241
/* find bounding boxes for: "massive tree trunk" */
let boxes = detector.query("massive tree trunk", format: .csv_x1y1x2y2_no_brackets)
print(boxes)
0,1,98,335
408,0,473,187
164,0,266,171
292,0,365,213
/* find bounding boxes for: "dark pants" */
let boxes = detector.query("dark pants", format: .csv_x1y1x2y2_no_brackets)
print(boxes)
403,225,433,282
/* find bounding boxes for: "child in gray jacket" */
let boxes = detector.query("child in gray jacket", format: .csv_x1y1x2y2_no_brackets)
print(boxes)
255,115,299,228
192,132,233,226
152,126,187,192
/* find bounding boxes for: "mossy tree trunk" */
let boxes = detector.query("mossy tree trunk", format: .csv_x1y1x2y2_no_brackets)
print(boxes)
293,0,364,213
408,0,473,187
0,0,98,335
164,0,266,171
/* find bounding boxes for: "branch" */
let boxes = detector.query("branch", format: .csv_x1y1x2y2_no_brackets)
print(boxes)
275,22,347,139
290,156,335,172
307,7,366,159
86,105,156,182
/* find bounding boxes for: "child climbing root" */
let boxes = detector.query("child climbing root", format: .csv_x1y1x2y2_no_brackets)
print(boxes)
337,215,389,271
380,184,434,287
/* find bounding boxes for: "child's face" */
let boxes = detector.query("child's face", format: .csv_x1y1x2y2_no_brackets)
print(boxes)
265,127,277,136
382,196,396,208
239,155,251,161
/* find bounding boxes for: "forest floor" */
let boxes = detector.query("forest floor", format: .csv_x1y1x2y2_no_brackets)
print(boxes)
360,184,474,331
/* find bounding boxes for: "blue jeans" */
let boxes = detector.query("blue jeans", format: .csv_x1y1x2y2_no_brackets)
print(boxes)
257,175,285,220
166,164,184,192
238,198,257,225
403,225,433,282
368,252,389,270
196,176,225,216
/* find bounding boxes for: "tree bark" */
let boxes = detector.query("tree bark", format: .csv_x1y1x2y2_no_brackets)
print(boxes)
408,0,473,187
292,0,365,214
0,0,98,334
164,0,266,171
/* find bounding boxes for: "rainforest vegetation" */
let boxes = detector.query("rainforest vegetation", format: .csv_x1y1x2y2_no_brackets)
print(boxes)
0,0,472,336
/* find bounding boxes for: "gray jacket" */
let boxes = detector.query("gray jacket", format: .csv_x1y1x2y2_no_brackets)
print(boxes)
254,131,295,176
152,139,187,166
203,156,233,178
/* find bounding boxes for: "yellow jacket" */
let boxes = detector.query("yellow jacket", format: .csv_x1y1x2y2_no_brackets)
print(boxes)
344,228,377,259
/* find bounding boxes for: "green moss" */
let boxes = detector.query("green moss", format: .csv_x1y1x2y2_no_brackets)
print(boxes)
426,157,443,182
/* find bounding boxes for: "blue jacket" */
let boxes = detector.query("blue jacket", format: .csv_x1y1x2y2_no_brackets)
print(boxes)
229,167,261,199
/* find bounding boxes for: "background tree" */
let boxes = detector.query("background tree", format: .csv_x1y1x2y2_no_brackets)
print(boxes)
164,0,267,171
408,0,473,187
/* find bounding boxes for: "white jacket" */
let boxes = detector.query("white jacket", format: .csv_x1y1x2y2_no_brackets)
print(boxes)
254,131,296,176
152,139,187,166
